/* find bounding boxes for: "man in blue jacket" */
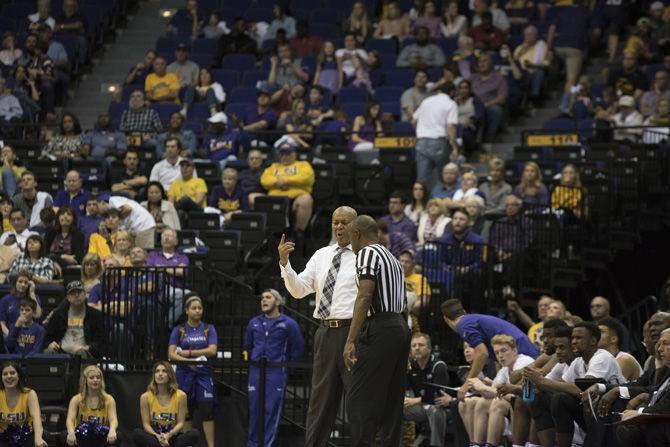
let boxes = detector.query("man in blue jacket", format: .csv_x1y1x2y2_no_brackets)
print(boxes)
244,289,304,447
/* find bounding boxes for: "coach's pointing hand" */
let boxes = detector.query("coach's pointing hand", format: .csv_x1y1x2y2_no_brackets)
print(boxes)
278,234,295,267
343,340,357,371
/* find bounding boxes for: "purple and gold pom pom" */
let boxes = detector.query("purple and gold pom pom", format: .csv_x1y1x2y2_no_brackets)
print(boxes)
75,421,110,447
153,424,173,434
0,424,33,446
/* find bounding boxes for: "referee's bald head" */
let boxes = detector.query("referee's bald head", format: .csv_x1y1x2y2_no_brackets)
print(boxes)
348,215,379,253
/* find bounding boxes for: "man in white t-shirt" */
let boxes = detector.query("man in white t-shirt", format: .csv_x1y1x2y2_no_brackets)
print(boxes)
0,209,38,253
149,137,198,191
335,34,368,83
459,334,534,446
97,194,156,250
522,322,624,447
412,84,460,190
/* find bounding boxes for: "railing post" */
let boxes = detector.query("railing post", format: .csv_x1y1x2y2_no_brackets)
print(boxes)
258,357,267,446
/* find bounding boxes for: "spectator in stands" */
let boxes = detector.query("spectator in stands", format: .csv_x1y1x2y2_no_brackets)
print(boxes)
418,198,450,245
268,43,309,92
42,112,85,160
241,87,278,140
452,35,476,80
551,163,583,218
0,270,42,336
45,206,85,270
210,167,248,222
374,1,411,39
101,229,133,268
514,25,551,104
212,17,256,68
507,294,554,344
399,250,431,305
0,208,38,253
168,156,207,213
12,171,52,229
607,51,648,99
238,149,266,207
382,191,419,242
335,34,368,86
546,0,591,96
53,170,89,219
480,157,512,216
468,11,505,51
514,161,548,205
264,4,297,41
377,218,415,258
306,85,334,127
405,182,428,225
10,66,41,122
441,0,467,38
0,145,24,198
403,333,449,446
400,70,430,121
145,56,180,104
524,322,624,447
644,98,670,137
78,195,102,247
464,196,489,241
471,52,507,144
37,24,69,100
167,43,199,90
155,112,197,158
439,207,483,247
348,101,383,157
490,194,531,265
181,67,225,118
202,112,246,167
279,98,314,149
431,163,460,200
602,95,644,141
343,1,372,44
0,196,12,232
505,0,536,27
28,0,55,32
4,299,44,356
45,280,105,358
97,194,156,250
21,34,56,120
110,148,149,201
55,0,88,65
313,41,342,94
7,234,54,284
141,181,181,233
590,295,632,351
447,171,486,209
463,334,535,447
472,0,510,33
0,78,22,135
125,49,155,86
87,208,119,259
290,20,323,59
454,79,484,152
81,112,127,162
260,144,314,236
639,70,670,116
119,89,163,142
150,137,191,191
597,317,642,381
397,26,446,69
412,1,441,38
80,253,103,309
148,227,188,291
271,83,305,119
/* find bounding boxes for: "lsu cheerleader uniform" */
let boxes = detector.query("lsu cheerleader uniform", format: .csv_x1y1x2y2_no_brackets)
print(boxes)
0,389,33,447
132,390,200,447
73,395,116,446
168,323,218,421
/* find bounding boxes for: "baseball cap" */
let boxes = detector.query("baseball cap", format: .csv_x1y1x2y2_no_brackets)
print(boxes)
66,281,84,294
208,112,228,124
278,144,296,153
618,95,635,107
176,42,189,51
97,192,111,202
179,156,193,165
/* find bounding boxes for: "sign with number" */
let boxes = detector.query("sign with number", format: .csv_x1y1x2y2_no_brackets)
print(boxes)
526,133,579,147
374,137,417,148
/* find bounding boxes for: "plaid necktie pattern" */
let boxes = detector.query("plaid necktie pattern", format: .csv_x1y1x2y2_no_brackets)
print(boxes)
318,246,345,319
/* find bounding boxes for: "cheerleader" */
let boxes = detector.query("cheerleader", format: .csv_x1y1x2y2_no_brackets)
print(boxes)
65,365,119,446
132,361,201,447
0,362,47,447
168,293,217,447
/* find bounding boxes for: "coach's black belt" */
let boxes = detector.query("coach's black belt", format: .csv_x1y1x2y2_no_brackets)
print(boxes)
320,319,352,328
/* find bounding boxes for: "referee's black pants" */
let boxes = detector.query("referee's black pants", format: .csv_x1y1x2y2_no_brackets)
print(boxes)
347,312,411,446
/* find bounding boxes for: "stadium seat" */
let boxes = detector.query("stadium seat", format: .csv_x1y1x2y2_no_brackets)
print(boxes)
373,86,404,103
186,103,211,123
202,230,241,273
366,38,398,54
338,86,370,105
386,69,415,88
221,54,257,71
211,69,239,92
312,164,337,204
188,212,221,231
224,102,253,120
177,229,199,247
253,196,290,234
379,52,398,70
194,160,219,182
0,17,16,36
437,37,458,55
390,121,414,135
192,37,217,55
228,212,267,253
244,7,273,23
380,101,401,118
229,86,258,104
191,53,213,68
543,118,576,131
311,23,341,40
70,159,105,178
29,160,65,180
242,70,268,87
152,104,181,124
310,8,342,25
340,102,366,120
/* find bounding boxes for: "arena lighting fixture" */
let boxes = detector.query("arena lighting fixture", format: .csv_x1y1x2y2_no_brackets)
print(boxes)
101,83,120,93
160,8,175,18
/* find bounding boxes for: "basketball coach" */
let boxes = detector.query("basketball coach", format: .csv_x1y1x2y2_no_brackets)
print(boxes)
343,215,411,446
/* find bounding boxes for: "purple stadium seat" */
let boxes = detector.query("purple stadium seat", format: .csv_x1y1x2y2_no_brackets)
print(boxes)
437,37,458,56
365,39,398,54
152,104,181,124
373,86,403,103
221,54,256,71
229,87,258,103
187,103,211,123
53,33,81,65
192,38,217,55
242,70,268,87
379,52,397,70
155,37,181,54
385,69,415,88
380,101,401,118
211,69,240,92
108,102,127,129
340,102,366,120
191,53,213,68
224,102,253,120
338,86,370,105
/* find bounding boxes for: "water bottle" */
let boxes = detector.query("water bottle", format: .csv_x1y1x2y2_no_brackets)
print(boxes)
522,378,535,403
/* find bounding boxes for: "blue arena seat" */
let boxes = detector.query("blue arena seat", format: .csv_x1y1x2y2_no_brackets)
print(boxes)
244,7,273,23
310,8,342,25
225,102,253,120
211,69,240,92
242,70,268,87
338,86,370,105
366,38,398,54
229,86,259,104
221,54,257,71
152,104,181,124
373,86,403,103
385,69,415,88
340,102,367,120
191,53,213,68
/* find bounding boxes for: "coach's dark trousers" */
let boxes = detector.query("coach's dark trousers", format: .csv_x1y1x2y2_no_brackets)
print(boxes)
347,312,411,446
304,324,351,447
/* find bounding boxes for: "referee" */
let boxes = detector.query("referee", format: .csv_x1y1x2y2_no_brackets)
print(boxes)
343,215,411,446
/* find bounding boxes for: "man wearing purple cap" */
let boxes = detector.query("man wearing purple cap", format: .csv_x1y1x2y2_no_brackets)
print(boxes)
260,144,314,237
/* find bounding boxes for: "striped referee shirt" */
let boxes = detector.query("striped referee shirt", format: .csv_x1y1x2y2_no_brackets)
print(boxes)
356,243,407,314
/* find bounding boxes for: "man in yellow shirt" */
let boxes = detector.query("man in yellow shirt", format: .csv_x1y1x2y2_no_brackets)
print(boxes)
399,250,431,310
168,157,207,212
260,144,314,235
144,56,180,104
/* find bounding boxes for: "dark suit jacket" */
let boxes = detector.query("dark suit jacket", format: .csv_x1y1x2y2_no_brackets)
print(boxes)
44,303,106,357
626,368,670,414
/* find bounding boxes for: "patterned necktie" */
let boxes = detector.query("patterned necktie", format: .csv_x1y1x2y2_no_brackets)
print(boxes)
318,246,345,319
650,376,670,406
